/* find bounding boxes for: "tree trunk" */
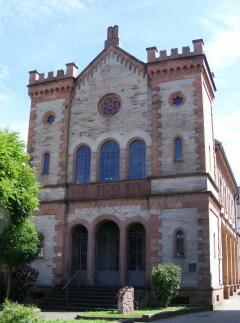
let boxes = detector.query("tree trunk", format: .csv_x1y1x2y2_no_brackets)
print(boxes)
6,267,11,299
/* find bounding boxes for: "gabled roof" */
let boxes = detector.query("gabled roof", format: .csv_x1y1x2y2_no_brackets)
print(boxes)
76,25,146,86
76,44,146,86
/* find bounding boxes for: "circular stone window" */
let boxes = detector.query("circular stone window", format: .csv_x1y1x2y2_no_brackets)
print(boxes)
98,94,121,116
169,91,186,107
42,111,56,125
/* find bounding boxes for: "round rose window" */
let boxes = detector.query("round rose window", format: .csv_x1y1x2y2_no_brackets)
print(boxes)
98,94,121,116
168,91,186,107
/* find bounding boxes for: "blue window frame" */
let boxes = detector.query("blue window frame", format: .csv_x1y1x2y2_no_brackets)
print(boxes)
175,137,183,161
100,141,119,182
43,152,50,175
129,140,146,179
76,146,91,184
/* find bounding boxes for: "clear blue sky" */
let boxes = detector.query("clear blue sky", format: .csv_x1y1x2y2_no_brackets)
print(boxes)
0,0,239,184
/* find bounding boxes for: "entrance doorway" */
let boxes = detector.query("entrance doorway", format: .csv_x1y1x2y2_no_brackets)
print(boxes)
127,223,146,286
71,225,88,285
95,221,119,285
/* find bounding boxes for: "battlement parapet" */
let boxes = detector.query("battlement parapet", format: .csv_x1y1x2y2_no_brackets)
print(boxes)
146,39,204,63
29,62,78,85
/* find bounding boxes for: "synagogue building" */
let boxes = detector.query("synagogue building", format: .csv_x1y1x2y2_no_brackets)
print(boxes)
28,25,239,305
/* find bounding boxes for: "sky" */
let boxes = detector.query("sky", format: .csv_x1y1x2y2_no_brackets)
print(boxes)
0,0,239,184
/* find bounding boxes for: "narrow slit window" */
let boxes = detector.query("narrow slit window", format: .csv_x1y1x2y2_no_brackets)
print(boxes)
175,137,183,161
176,230,184,257
43,152,50,175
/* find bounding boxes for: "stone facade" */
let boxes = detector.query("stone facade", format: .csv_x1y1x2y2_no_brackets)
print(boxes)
28,25,239,305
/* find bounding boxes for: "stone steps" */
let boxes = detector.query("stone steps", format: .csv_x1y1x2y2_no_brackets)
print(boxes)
41,285,119,310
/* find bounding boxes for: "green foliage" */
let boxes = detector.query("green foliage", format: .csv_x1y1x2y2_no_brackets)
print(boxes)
0,299,44,323
0,129,39,218
152,263,181,307
0,217,41,267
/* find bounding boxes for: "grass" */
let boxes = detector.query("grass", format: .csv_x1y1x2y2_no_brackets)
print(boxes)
45,320,110,323
78,306,186,318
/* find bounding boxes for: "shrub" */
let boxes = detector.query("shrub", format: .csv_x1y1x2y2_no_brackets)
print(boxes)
0,265,39,302
10,264,39,302
0,269,6,302
0,299,44,323
152,263,181,307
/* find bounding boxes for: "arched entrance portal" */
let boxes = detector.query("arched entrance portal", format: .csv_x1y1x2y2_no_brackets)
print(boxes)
95,221,119,285
127,223,146,286
71,225,88,285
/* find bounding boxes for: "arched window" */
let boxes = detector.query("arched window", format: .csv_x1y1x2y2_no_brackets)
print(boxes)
43,152,50,174
175,230,185,257
129,140,146,179
100,141,119,182
175,137,183,161
76,146,91,184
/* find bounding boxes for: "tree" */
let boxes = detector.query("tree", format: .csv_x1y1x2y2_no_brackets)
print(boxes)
0,129,40,299
152,263,181,307
0,129,39,219
0,218,41,298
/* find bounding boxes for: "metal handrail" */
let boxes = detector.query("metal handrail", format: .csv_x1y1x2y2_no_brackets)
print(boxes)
62,270,81,290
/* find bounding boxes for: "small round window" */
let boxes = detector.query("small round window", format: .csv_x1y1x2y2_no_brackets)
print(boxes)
169,91,186,107
98,94,121,116
42,111,56,125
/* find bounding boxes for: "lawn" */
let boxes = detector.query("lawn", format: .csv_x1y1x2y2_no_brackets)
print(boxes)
78,306,186,318
46,320,110,323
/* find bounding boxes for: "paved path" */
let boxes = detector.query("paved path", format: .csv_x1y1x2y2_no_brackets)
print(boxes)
40,311,79,320
40,292,240,322
152,292,240,323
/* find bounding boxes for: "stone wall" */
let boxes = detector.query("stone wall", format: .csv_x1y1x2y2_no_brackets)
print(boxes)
67,53,152,183
157,78,199,176
30,99,65,186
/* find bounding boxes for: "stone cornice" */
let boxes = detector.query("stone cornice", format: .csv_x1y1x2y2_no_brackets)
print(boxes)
147,55,215,101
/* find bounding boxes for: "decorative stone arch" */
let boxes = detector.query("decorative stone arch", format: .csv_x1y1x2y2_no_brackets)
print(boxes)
124,217,149,286
92,215,122,285
70,138,94,155
71,224,88,284
64,219,90,282
123,130,151,147
91,213,122,233
94,132,124,150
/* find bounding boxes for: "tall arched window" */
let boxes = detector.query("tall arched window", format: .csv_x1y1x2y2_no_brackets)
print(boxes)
129,140,146,179
43,152,50,174
100,141,119,182
175,230,185,257
76,146,91,184
175,137,183,161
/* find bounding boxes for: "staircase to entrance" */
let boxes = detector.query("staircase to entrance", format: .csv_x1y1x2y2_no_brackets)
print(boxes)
41,285,119,310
